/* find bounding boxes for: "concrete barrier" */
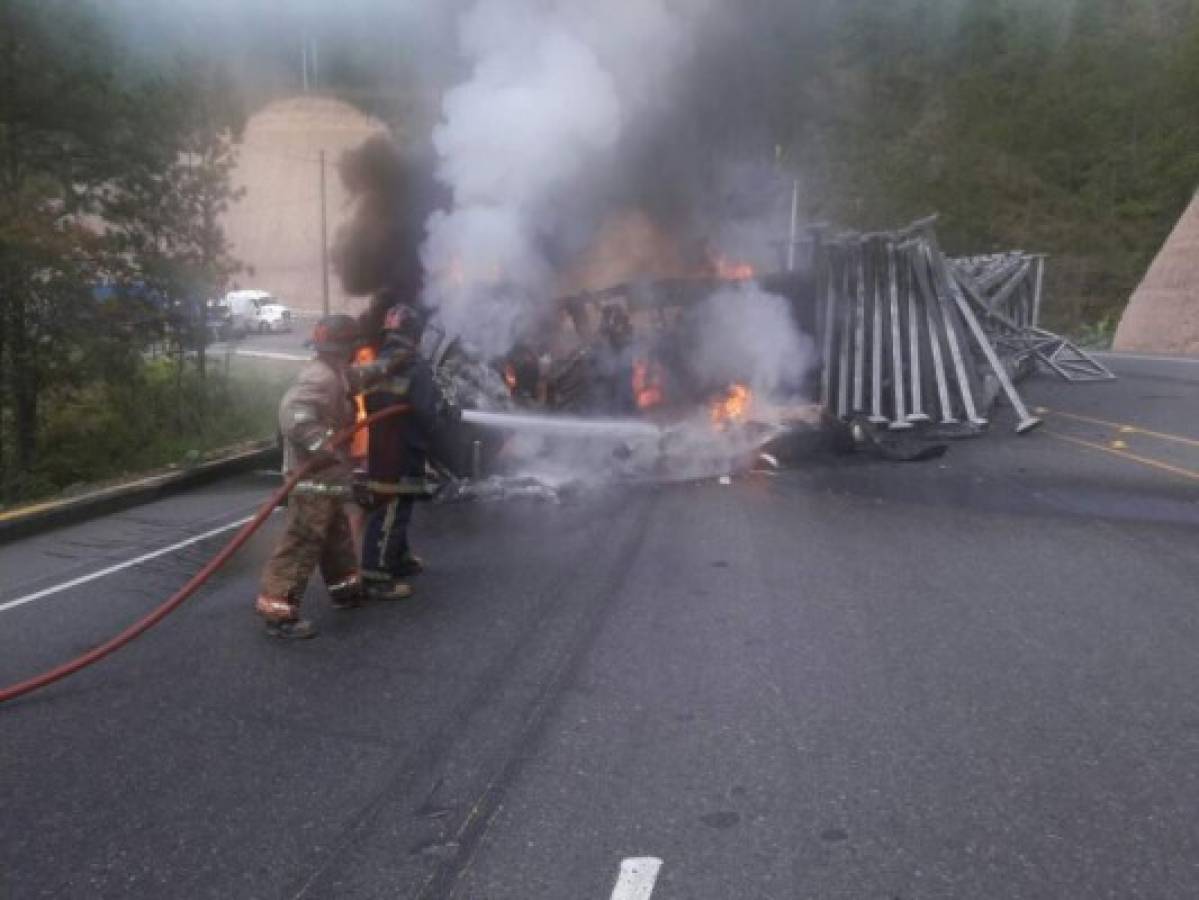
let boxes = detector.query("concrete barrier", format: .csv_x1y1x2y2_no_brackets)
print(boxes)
0,441,280,544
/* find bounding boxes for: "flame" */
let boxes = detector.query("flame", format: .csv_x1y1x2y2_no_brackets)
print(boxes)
712,257,755,281
710,383,752,428
350,346,376,460
503,363,517,393
633,358,665,410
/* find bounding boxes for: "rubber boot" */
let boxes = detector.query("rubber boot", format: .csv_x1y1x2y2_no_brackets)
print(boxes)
328,574,366,610
256,595,318,639
263,618,318,639
365,579,414,602
395,552,424,577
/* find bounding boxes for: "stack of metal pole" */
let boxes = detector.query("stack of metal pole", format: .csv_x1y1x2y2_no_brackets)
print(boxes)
950,253,1115,384
816,218,1044,435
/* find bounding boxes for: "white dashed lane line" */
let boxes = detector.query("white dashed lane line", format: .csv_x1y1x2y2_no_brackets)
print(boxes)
609,857,663,900
0,515,257,614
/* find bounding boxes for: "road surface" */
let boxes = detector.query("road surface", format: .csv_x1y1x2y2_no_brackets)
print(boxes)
2,354,1198,899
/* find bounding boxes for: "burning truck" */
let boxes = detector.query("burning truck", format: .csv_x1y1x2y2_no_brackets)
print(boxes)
413,213,1117,497
413,259,827,492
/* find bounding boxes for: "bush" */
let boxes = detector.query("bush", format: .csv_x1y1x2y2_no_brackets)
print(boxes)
8,358,293,505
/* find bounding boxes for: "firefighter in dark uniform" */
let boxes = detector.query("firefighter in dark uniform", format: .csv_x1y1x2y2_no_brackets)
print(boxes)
255,315,409,639
360,302,451,597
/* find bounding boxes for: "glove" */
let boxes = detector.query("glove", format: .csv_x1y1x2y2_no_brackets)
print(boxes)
351,475,378,509
438,397,462,425
383,345,417,375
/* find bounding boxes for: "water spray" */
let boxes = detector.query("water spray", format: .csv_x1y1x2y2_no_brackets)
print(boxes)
461,409,660,440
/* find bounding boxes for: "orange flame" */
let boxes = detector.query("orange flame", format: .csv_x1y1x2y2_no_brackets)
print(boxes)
710,383,752,428
712,257,755,281
350,346,376,460
633,358,665,410
503,363,518,393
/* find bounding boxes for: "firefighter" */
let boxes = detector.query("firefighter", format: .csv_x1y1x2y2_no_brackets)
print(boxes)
255,314,410,639
360,302,453,597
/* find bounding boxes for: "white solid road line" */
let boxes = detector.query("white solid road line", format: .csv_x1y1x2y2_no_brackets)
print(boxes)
0,515,257,615
234,349,308,362
609,857,663,900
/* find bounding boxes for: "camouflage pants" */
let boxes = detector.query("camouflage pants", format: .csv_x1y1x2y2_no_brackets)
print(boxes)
259,494,358,612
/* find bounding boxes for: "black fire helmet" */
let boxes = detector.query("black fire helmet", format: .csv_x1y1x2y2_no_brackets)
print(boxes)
310,314,360,354
382,302,426,343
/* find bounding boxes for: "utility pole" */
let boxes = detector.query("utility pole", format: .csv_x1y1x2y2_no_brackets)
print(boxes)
319,149,330,315
302,37,318,90
787,177,800,272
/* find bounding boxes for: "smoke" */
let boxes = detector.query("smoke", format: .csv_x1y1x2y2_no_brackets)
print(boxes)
331,134,447,338
687,283,815,400
420,0,698,357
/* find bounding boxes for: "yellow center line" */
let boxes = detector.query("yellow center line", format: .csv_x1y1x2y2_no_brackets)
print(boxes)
1036,406,1199,450
1045,429,1199,483
0,498,66,522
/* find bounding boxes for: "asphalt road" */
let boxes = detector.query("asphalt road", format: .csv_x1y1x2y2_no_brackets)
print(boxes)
2,354,1198,899
217,312,317,360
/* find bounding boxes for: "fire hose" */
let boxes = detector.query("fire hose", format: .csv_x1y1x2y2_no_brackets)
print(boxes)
0,403,411,707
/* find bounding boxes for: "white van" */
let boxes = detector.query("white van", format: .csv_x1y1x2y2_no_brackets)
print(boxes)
222,290,294,335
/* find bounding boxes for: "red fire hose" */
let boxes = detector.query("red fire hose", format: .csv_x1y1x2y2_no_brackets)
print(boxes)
0,403,410,707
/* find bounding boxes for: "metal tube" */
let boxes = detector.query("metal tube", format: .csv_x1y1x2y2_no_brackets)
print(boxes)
923,234,1043,434
868,240,887,424
1018,270,1033,329
1031,255,1047,328
837,245,852,419
852,242,867,413
903,243,930,423
885,242,912,429
908,244,957,424
953,266,1021,332
818,245,836,409
949,283,1042,432
922,242,986,427
987,260,1031,320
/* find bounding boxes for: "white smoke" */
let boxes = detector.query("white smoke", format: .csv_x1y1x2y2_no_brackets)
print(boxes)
690,282,816,401
421,0,690,356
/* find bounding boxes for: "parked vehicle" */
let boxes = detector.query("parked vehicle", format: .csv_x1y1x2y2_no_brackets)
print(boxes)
222,290,294,335
205,299,235,342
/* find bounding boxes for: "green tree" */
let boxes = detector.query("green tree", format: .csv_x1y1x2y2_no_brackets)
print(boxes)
103,57,245,416
0,1,246,501
0,0,134,497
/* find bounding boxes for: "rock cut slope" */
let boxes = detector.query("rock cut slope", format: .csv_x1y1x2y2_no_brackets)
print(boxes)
1114,189,1199,355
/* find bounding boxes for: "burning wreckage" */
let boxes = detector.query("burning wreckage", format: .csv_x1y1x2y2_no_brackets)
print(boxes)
417,215,1114,501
